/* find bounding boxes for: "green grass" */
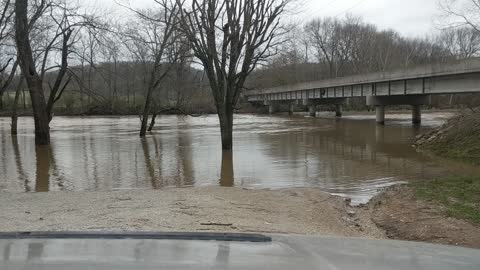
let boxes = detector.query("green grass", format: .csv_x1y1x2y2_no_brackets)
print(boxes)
419,112,480,165
412,177,480,224
422,133,480,165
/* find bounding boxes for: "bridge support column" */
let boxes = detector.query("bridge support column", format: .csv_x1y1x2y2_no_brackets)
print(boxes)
412,105,421,125
376,106,385,125
289,104,294,116
309,105,316,117
367,95,430,125
269,104,276,115
335,104,343,117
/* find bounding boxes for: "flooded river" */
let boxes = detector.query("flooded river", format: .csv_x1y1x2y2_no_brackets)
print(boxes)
1,112,479,204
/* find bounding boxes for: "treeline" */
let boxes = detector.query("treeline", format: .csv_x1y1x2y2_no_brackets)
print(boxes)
2,61,215,115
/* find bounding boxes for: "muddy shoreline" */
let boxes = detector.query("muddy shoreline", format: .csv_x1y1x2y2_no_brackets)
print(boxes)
368,185,480,249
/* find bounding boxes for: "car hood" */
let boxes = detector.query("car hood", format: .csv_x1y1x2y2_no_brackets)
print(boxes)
0,233,479,270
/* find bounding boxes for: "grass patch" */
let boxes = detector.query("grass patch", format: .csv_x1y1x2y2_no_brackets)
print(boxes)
418,111,480,165
422,133,480,165
412,177,480,224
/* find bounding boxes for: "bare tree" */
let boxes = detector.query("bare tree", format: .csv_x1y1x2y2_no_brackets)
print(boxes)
437,27,480,58
177,0,290,150
15,0,100,144
121,1,183,137
0,0,17,111
305,18,342,77
438,0,480,32
15,0,51,144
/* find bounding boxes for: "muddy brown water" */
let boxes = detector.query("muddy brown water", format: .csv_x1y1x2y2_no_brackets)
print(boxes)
1,112,479,205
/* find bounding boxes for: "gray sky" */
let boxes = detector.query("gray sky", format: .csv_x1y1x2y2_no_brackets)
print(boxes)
91,0,441,38
298,0,440,37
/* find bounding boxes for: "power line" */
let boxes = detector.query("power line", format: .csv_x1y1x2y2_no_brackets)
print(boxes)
300,0,369,24
333,0,369,18
304,0,338,19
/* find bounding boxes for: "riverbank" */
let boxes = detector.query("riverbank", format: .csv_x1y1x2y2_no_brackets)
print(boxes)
0,187,384,238
414,110,480,164
376,110,480,249
370,183,480,249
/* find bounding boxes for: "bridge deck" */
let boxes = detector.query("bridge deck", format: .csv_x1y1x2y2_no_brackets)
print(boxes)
246,58,480,102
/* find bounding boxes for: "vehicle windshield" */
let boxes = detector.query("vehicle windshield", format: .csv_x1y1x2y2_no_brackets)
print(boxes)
0,0,479,264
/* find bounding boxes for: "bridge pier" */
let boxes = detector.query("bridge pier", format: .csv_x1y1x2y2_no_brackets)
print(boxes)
367,95,430,125
375,106,385,125
269,104,276,115
309,105,316,117
289,104,294,116
335,104,343,118
412,105,421,125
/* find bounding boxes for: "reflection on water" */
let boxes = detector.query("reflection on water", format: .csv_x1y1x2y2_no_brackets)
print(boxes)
220,150,234,187
1,113,479,204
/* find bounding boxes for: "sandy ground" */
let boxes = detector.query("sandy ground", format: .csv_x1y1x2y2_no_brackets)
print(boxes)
0,187,385,239
2,186,479,249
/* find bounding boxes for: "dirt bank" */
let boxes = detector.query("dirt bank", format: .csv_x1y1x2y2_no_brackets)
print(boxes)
370,185,480,249
414,110,480,164
0,187,384,238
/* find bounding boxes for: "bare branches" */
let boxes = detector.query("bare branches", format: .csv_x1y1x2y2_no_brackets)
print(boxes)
438,0,480,33
176,0,291,149
437,26,480,58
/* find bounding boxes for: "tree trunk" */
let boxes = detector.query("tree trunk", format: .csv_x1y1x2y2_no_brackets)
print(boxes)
11,79,24,135
15,0,50,145
29,81,51,145
0,92,3,111
140,71,157,137
218,105,234,150
148,113,157,132
140,95,152,137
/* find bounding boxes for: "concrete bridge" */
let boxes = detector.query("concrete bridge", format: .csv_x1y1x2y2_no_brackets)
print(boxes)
246,58,480,125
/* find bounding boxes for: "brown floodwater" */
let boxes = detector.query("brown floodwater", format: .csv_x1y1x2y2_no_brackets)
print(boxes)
1,112,479,204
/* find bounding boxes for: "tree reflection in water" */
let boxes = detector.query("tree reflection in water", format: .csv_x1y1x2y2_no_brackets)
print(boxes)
35,145,53,192
219,150,234,187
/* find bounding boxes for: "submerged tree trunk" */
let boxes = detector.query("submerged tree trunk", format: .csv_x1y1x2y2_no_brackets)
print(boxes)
140,89,153,137
218,105,234,150
29,81,51,145
11,78,24,135
148,113,157,132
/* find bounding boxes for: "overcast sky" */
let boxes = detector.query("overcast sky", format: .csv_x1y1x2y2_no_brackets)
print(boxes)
91,0,442,38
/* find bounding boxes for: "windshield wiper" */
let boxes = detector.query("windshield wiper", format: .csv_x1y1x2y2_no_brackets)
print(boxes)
0,232,272,242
